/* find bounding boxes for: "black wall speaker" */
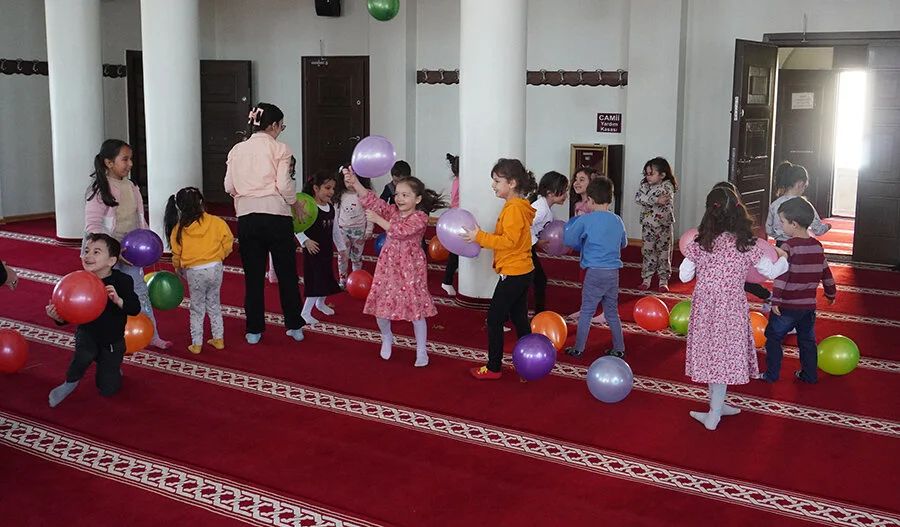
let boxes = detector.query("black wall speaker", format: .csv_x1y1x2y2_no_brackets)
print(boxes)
315,0,341,17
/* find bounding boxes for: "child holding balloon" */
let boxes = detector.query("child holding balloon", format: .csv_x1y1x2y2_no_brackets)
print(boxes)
344,167,446,367
461,159,537,380
296,170,342,325
678,187,788,431
530,171,569,312
635,157,678,292
84,139,171,349
333,171,374,289
164,187,234,354
46,233,141,407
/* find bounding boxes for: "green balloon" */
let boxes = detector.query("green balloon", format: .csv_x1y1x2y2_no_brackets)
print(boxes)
147,271,184,311
292,193,319,233
669,300,691,336
368,0,400,21
817,335,860,375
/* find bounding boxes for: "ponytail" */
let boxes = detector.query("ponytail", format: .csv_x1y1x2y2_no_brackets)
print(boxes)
163,195,179,248
164,187,206,248
87,139,130,207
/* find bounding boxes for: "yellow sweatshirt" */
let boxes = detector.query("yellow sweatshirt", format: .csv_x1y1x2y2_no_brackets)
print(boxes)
475,197,535,276
169,213,234,269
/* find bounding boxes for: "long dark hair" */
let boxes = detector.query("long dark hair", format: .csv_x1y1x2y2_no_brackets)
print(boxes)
395,176,447,214
333,166,371,203
446,153,459,177
245,102,284,138
87,139,131,207
696,187,756,253
572,167,602,204
643,157,679,192
773,161,808,197
302,169,337,198
492,158,536,197
164,187,205,247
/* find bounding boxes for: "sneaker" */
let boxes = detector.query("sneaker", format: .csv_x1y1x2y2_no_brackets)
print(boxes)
245,333,262,345
565,347,584,358
794,370,817,384
150,337,172,350
187,344,202,355
606,349,625,358
470,365,502,380
206,338,225,350
286,328,304,342
638,281,651,291
756,372,776,383
591,313,607,325
441,283,456,296
787,328,797,335
761,299,772,314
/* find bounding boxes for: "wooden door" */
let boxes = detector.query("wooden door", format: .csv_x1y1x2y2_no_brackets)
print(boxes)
302,56,369,179
773,69,837,217
200,61,251,203
728,40,779,233
853,45,900,265
125,50,147,197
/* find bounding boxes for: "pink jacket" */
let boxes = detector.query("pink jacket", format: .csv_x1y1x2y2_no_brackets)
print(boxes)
224,132,297,217
84,180,147,238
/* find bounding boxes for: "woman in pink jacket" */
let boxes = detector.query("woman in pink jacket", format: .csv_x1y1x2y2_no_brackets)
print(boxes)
84,139,171,349
225,103,305,344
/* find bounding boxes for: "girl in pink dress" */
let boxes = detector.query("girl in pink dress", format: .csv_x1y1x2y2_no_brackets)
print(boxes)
344,168,447,367
679,186,788,431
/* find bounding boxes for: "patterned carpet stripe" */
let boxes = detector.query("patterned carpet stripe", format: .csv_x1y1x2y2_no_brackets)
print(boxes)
0,320,895,527
0,411,381,527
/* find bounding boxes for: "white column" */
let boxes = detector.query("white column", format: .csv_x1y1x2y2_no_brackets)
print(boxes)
45,0,104,239
458,0,527,299
140,0,202,240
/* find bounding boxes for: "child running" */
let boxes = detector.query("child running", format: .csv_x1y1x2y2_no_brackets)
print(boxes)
296,170,342,325
164,187,233,354
766,162,831,246
530,170,569,313
344,167,446,367
635,157,678,291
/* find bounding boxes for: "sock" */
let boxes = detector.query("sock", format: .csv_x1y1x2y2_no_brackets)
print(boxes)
302,297,320,325
315,297,335,316
376,317,393,360
49,381,79,408
286,328,304,341
413,319,428,367
690,383,726,430
722,404,741,416
441,283,456,296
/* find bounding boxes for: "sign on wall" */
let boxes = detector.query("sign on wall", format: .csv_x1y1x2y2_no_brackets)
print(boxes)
596,113,622,133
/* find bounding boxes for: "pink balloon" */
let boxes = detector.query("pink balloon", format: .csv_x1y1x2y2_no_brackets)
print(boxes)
436,208,481,258
679,228,698,255
746,238,778,284
539,220,571,256
351,135,396,178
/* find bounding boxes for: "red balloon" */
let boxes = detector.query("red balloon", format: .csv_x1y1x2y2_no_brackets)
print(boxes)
346,270,373,300
633,296,670,332
0,329,28,374
428,237,449,262
52,271,107,324
124,314,155,355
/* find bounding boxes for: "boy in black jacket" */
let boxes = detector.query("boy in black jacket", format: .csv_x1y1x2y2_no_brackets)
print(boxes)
46,233,141,407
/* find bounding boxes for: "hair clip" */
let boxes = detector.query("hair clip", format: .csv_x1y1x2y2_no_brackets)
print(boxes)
248,107,263,126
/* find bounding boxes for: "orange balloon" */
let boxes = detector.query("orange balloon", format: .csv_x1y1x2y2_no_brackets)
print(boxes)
530,311,568,351
633,296,670,332
124,314,154,355
428,237,449,262
749,311,767,348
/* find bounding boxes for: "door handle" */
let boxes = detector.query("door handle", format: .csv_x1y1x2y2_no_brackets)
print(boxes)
348,135,361,142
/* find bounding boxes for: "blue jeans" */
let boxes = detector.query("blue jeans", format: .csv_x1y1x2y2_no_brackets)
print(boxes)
764,308,817,382
575,268,624,353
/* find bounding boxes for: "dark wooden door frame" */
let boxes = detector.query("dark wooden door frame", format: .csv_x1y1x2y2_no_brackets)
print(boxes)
763,31,900,47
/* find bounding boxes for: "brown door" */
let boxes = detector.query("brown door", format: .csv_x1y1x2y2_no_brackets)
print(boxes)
200,61,251,203
773,69,837,217
853,45,900,265
728,40,779,233
126,52,251,203
301,56,369,179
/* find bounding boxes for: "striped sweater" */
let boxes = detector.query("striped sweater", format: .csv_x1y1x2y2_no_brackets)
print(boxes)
770,237,836,310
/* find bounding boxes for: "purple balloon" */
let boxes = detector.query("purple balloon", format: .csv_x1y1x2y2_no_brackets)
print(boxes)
121,229,163,267
586,356,633,403
436,208,481,258
351,135,396,178
539,219,570,256
512,334,557,381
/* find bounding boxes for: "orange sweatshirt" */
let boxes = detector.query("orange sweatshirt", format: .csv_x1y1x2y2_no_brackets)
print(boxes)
169,213,234,269
475,197,535,276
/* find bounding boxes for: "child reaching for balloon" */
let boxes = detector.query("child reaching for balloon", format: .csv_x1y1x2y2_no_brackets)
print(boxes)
678,187,788,431
343,167,446,367
530,171,569,313
296,170,342,325
461,159,537,380
46,233,141,407
164,187,234,354
635,157,678,292
333,170,374,288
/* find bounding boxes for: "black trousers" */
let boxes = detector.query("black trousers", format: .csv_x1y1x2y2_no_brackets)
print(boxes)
66,329,126,397
486,272,533,372
743,282,771,300
531,247,547,313
443,253,459,286
238,213,304,334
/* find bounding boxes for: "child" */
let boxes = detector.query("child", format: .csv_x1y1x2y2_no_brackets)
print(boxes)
562,177,627,358
333,171,374,288
345,167,447,366
46,234,141,407
441,153,461,296
164,187,234,354
296,170,341,325
679,187,788,431
84,139,171,349
530,170,569,313
766,162,832,246
571,167,601,217
460,159,536,380
380,160,411,205
759,197,836,383
635,157,678,292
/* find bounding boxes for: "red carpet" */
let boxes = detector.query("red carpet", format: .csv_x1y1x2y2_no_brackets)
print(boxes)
1,216,899,526
820,217,855,256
